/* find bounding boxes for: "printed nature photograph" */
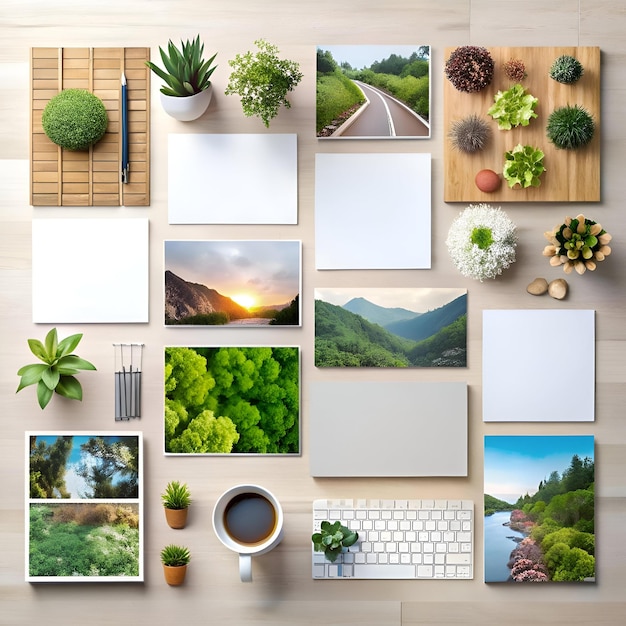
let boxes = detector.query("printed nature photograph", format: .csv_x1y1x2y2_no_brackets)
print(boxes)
484,435,595,583
314,288,467,367
29,434,140,499
164,346,300,455
164,240,301,327
316,45,430,138
26,433,142,582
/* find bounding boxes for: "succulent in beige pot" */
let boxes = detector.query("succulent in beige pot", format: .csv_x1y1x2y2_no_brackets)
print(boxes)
162,480,192,529
161,544,191,586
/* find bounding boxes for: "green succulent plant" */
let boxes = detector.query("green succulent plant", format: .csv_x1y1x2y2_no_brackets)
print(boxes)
225,39,303,127
160,544,191,567
16,328,96,409
549,55,584,84
161,481,192,510
546,104,595,149
312,520,359,563
42,89,108,150
146,35,217,96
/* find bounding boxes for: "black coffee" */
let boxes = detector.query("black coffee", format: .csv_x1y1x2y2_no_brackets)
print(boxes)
223,493,276,546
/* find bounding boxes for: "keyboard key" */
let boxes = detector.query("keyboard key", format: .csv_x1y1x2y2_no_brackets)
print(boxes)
354,564,417,579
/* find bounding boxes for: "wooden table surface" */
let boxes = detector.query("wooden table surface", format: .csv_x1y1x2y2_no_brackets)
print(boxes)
1,1,625,624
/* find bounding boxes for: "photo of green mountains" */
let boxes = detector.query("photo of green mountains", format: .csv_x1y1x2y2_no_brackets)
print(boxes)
314,288,467,367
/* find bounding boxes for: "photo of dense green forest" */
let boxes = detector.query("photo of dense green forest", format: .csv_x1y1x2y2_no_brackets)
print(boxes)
29,503,140,579
314,288,466,367
484,436,595,583
164,346,300,455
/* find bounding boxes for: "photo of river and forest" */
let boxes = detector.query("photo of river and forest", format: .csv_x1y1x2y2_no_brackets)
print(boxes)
315,288,466,368
484,435,595,583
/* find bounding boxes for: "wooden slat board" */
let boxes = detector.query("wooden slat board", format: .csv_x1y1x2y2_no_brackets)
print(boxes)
30,47,150,206
443,46,600,203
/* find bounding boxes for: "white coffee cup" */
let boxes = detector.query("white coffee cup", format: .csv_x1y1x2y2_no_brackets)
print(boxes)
212,484,284,582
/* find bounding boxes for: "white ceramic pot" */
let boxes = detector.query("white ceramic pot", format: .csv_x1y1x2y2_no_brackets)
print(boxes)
160,85,213,121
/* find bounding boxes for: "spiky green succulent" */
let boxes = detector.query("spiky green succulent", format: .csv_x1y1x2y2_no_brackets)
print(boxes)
549,55,584,84
546,104,595,149
146,35,217,96
160,544,191,567
16,328,96,409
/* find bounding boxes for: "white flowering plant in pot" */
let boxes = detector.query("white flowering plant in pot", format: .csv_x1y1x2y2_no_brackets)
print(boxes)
446,204,518,281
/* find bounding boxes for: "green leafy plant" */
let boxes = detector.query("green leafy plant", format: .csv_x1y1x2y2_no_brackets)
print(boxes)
487,84,538,130
161,481,192,510
549,55,584,84
312,521,358,563
42,89,108,150
503,144,546,188
146,35,217,96
546,104,595,149
16,328,96,409
225,39,303,127
160,544,191,566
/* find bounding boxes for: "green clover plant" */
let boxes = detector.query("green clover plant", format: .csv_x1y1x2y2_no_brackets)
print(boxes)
312,520,359,563
16,328,96,409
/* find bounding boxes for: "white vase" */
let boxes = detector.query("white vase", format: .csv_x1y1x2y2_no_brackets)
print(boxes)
160,86,213,121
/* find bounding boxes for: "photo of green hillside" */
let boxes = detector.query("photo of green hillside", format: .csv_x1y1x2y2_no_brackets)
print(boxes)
314,288,466,367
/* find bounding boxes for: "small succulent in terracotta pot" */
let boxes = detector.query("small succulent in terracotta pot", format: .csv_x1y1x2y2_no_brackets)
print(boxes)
543,214,611,275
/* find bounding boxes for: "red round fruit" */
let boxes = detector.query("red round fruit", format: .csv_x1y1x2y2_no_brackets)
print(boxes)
475,169,501,192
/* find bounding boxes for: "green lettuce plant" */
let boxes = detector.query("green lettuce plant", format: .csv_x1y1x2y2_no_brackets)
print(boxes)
487,84,538,130
312,521,358,563
16,328,96,409
503,144,546,188
146,35,217,96
225,39,303,127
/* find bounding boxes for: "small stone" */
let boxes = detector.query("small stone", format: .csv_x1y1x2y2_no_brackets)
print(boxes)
548,278,568,300
526,277,549,295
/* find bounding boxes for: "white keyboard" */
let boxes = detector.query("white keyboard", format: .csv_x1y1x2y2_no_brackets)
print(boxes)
312,498,473,579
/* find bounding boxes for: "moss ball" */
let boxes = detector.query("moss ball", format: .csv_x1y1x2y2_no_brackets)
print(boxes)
42,89,108,151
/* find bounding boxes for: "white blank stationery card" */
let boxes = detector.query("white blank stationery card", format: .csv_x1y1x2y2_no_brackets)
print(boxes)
32,218,149,323
482,309,595,422
168,133,298,224
309,380,467,477
315,152,431,269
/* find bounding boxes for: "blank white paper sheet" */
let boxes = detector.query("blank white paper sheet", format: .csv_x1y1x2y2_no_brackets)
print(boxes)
32,218,149,323
168,133,298,224
482,309,595,422
315,152,431,269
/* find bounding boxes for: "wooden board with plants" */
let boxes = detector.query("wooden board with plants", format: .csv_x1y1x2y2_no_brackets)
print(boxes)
30,47,150,206
443,46,600,202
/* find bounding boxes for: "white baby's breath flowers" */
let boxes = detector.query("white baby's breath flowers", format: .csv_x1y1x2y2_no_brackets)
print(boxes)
446,203,518,281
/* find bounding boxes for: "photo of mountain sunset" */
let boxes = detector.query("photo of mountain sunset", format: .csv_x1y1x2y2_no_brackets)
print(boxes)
314,287,467,367
164,240,301,327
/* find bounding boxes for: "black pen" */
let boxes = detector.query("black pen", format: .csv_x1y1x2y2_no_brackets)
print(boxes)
121,72,129,183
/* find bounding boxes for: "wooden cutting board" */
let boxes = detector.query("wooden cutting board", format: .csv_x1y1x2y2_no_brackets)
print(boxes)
30,47,150,206
443,46,600,203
